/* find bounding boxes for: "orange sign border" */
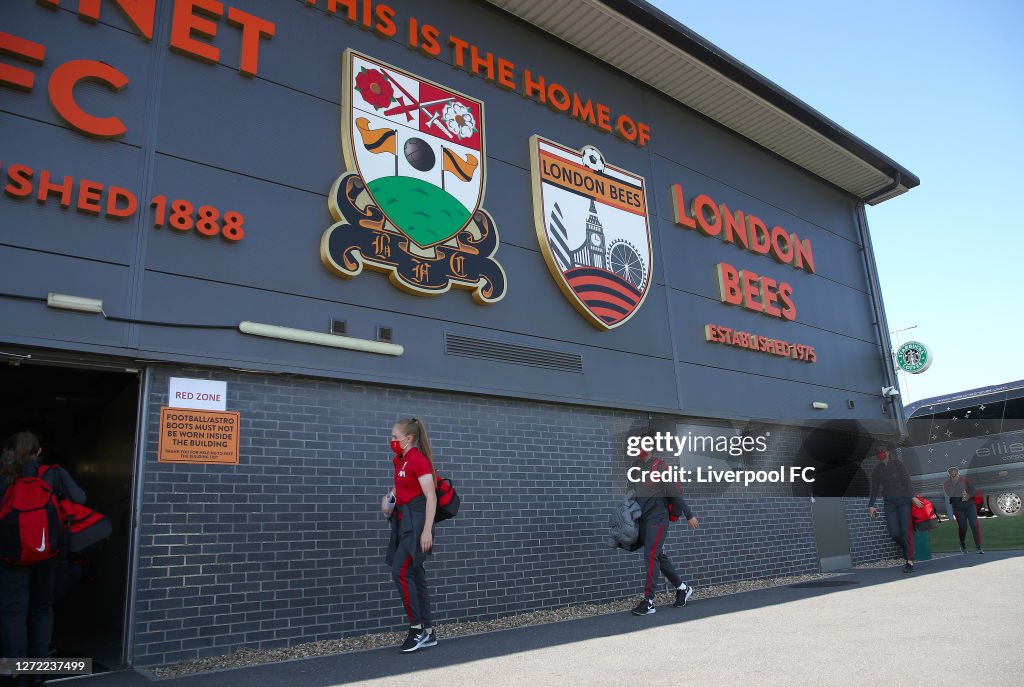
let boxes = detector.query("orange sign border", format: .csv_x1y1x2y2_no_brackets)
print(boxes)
158,407,240,465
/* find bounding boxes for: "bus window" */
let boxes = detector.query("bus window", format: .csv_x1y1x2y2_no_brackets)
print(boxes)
959,401,1005,439
907,413,933,446
1002,395,1024,434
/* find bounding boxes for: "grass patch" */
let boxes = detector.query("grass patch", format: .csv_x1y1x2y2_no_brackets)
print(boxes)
929,514,1024,552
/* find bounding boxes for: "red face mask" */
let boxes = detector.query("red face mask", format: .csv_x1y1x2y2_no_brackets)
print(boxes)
390,439,403,455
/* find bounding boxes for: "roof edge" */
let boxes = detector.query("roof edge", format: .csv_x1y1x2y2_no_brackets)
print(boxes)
596,0,921,195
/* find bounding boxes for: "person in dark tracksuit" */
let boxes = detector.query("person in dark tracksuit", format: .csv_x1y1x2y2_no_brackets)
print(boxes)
0,432,85,687
381,418,439,653
944,467,983,554
867,447,922,573
629,450,698,615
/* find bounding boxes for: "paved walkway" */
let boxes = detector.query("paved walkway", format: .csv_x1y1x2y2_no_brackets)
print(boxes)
54,551,1024,687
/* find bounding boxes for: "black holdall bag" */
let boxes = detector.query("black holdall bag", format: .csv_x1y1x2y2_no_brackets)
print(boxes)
426,455,460,522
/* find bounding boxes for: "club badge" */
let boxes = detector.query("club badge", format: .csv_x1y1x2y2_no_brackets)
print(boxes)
530,136,652,329
321,50,506,304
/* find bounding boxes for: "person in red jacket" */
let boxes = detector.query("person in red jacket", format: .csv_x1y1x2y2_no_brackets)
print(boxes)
944,467,983,554
628,448,698,616
0,431,85,687
381,418,439,653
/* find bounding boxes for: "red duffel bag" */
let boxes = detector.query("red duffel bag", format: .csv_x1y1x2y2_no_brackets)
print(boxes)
912,495,941,531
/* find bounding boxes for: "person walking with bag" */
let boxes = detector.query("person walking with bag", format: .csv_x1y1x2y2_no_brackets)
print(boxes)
944,467,983,554
0,432,85,686
628,447,697,616
381,418,439,653
867,446,922,573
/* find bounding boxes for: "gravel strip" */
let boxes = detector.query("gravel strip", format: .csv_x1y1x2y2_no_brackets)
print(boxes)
854,553,958,569
149,571,834,679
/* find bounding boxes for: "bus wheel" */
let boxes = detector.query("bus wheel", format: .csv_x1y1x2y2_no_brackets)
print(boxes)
990,492,1023,517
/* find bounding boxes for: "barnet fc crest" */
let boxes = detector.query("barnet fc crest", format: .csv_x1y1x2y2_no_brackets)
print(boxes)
321,50,506,304
530,136,652,329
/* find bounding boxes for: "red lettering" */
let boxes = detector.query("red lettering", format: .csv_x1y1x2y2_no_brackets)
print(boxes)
4,164,34,198
48,60,129,138
571,93,595,125
693,194,721,237
720,203,748,250
522,69,544,103
717,263,742,306
0,32,46,92
106,186,137,218
170,0,223,66
77,0,157,42
746,215,771,255
595,104,611,132
778,282,796,321
36,170,73,208
76,179,103,214
448,35,469,69
373,3,396,38
759,276,782,317
470,45,494,81
770,226,794,264
793,236,815,274
496,57,514,90
670,184,696,229
740,270,762,313
548,83,570,112
616,114,637,142
226,7,276,77
637,123,650,147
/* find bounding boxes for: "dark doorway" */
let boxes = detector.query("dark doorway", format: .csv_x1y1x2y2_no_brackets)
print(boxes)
0,361,138,671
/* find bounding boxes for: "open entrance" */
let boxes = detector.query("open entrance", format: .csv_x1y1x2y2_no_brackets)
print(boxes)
0,360,138,671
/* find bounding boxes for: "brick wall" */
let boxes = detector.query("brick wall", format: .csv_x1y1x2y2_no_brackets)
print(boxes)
844,497,901,564
131,366,888,666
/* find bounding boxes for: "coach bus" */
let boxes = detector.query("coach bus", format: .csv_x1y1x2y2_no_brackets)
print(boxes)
901,380,1024,518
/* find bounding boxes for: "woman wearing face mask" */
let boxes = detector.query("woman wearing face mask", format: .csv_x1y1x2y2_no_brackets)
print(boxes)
381,417,438,653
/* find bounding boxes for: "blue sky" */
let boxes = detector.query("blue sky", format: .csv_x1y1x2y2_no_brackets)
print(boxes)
648,0,1024,404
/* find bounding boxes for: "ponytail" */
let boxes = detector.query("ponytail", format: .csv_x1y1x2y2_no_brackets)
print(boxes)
1,431,41,487
395,417,435,469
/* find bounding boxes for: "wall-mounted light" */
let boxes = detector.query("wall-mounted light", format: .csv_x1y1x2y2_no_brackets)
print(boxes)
811,401,829,410
47,293,103,314
239,321,403,356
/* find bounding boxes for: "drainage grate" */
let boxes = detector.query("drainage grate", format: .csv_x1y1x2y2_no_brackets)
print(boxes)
444,332,583,373
788,579,859,589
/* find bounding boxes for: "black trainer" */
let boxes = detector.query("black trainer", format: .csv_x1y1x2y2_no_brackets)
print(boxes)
960,545,967,554
418,629,438,648
674,585,694,608
631,598,655,615
977,548,985,554
902,562,914,573
400,627,435,653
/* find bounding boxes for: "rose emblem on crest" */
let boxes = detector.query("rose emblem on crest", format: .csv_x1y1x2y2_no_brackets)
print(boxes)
355,68,394,110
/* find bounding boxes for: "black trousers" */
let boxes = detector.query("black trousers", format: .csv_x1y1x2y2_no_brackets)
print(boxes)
0,558,57,661
641,519,682,599
884,498,914,561
952,500,981,548
390,533,432,628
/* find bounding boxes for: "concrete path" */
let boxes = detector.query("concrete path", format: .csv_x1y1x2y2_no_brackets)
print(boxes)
55,551,1024,687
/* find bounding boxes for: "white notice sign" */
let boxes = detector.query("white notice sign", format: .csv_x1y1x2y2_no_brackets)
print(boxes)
169,377,227,411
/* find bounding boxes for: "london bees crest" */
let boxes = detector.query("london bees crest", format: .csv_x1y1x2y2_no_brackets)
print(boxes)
530,136,652,328
321,50,506,303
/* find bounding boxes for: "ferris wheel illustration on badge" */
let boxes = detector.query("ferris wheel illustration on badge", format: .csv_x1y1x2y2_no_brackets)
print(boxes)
607,239,646,288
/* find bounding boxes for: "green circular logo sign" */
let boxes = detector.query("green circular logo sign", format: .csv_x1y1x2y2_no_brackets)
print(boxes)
896,341,931,374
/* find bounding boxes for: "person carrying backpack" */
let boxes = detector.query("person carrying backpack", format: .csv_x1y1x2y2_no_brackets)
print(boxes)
628,447,698,616
382,418,440,653
0,432,85,685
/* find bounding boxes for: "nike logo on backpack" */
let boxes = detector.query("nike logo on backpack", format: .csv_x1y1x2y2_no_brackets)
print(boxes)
36,530,46,553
